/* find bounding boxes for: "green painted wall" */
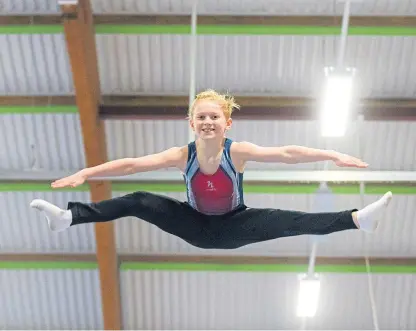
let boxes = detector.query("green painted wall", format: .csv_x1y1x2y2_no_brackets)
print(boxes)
120,262,416,274
0,261,415,273
0,25,415,36
1,182,415,195
0,106,77,114
0,261,98,270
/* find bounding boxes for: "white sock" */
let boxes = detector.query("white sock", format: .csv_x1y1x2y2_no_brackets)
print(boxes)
357,191,393,233
30,199,73,232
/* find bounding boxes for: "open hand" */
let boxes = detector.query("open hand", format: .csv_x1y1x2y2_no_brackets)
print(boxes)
334,153,368,168
51,171,87,188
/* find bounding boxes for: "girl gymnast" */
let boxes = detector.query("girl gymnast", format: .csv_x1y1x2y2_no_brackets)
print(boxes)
30,90,392,249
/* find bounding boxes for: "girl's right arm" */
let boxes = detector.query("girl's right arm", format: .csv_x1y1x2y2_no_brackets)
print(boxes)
51,146,188,188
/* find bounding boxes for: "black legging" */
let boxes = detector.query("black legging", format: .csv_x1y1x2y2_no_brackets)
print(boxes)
68,191,358,249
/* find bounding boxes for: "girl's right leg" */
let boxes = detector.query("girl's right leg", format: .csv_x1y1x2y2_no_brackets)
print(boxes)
30,191,207,245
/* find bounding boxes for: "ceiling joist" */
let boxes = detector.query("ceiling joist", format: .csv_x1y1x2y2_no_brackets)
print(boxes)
1,95,415,120
60,2,122,329
98,104,415,121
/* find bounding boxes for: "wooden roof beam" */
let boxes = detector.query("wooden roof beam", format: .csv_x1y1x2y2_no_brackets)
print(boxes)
60,1,121,329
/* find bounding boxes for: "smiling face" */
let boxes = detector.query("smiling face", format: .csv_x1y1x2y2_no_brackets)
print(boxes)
190,100,233,140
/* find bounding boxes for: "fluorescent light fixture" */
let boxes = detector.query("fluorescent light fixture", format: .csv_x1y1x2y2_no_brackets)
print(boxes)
297,274,321,317
58,0,78,5
320,68,355,137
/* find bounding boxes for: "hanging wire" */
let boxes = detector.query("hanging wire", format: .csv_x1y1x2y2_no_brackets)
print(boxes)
361,179,380,331
300,317,307,330
365,254,380,331
330,1,379,327
188,0,198,142
331,0,380,326
357,114,379,331
29,14,38,170
337,0,351,69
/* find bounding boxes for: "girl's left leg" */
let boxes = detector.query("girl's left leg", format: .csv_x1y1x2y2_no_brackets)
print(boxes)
214,191,392,249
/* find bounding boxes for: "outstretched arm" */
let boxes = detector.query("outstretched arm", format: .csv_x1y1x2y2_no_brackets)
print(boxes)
232,141,368,168
51,146,187,188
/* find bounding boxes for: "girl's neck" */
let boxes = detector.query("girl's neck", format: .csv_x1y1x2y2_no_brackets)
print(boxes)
195,138,225,159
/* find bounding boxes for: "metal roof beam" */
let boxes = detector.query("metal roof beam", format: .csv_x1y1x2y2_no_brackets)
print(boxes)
2,14,416,27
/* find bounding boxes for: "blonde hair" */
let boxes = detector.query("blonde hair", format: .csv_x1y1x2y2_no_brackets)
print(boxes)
188,89,240,119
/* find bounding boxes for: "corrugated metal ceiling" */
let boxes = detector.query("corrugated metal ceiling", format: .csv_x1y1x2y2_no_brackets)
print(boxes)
1,0,415,16
0,191,96,254
96,34,416,98
2,34,415,98
1,268,414,329
120,270,416,330
0,114,85,170
2,114,415,172
93,0,416,16
0,34,74,95
0,269,103,330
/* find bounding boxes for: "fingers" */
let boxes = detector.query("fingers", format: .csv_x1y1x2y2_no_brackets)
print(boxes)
51,177,76,188
336,157,369,168
346,162,368,168
51,176,85,188
356,160,368,167
347,155,369,168
351,161,368,168
355,159,369,167
51,181,79,188
51,181,69,188
350,160,368,167
356,164,368,168
51,177,68,185
51,178,68,186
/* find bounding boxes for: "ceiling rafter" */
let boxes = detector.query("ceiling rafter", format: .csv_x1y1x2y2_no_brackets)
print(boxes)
60,1,121,329
1,95,415,120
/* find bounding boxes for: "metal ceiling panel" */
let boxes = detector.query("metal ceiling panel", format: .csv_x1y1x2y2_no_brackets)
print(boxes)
104,119,189,161
0,191,96,253
0,0,58,14
0,34,73,95
120,270,416,330
0,114,86,171
95,34,416,98
95,34,191,94
228,119,416,171
1,114,415,172
91,0,416,16
1,34,414,98
0,269,103,330
120,270,301,330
